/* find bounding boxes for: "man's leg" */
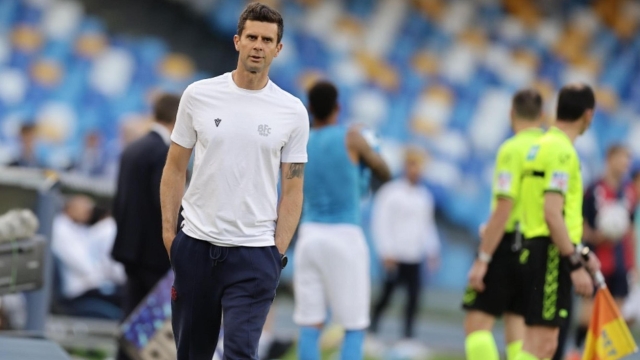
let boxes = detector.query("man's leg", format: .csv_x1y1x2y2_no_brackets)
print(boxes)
519,325,559,359
222,246,281,359
462,239,513,360
518,239,572,360
326,227,370,360
402,263,421,339
504,313,525,360
298,325,322,360
171,233,223,360
464,311,499,360
293,232,326,360
370,267,399,333
552,295,573,360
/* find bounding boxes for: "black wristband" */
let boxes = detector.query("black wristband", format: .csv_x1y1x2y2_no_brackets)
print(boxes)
564,247,583,272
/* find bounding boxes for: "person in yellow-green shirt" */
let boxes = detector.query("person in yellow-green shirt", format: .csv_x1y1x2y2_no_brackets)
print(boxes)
516,84,600,360
462,89,545,360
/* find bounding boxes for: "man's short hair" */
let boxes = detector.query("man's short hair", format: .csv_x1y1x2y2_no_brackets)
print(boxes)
153,93,181,125
556,84,596,122
405,146,426,164
20,123,36,136
512,88,543,120
237,2,284,44
606,144,629,159
308,81,338,121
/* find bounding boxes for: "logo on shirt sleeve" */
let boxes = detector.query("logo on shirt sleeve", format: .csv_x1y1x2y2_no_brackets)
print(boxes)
215,118,222,127
549,171,569,192
496,171,512,193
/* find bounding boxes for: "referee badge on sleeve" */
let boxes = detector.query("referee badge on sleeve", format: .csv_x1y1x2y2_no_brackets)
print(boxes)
496,171,512,192
549,171,569,192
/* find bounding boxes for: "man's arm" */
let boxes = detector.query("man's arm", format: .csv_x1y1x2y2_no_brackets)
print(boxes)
346,129,391,182
274,162,305,254
582,188,607,245
370,184,395,265
544,193,575,256
160,143,192,257
478,198,513,255
468,197,513,291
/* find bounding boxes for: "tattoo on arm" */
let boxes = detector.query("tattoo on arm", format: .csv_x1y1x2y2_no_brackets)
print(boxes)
286,163,305,179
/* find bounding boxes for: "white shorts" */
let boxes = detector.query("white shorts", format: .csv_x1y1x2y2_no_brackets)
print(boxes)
293,222,370,329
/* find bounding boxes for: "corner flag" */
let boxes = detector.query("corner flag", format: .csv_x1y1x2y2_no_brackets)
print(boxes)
582,279,638,360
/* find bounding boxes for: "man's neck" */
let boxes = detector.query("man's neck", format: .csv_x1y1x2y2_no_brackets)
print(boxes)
232,67,269,90
513,120,541,134
312,115,337,129
405,177,419,186
553,120,582,143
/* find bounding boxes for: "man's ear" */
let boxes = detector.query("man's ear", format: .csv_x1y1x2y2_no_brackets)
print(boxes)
233,35,240,51
274,42,283,58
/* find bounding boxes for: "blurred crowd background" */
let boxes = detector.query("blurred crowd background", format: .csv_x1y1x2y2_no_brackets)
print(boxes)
0,0,640,358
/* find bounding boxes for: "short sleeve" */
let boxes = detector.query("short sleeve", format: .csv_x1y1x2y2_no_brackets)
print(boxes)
492,143,520,199
281,104,309,163
170,86,197,149
543,146,574,195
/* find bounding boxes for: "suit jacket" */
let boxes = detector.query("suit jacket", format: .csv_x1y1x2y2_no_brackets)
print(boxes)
111,131,171,272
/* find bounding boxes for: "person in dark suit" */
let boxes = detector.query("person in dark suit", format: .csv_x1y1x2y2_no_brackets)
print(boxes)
111,94,180,360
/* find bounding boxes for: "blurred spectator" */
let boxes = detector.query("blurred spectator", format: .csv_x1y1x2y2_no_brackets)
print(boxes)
111,93,180,360
51,195,125,319
72,131,109,177
576,145,636,350
622,166,640,324
9,124,44,168
370,148,441,343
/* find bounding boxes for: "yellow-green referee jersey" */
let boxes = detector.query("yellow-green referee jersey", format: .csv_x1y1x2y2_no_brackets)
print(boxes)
491,127,544,232
520,126,583,244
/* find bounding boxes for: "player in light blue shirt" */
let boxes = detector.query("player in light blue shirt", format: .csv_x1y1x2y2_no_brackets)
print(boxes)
293,81,391,360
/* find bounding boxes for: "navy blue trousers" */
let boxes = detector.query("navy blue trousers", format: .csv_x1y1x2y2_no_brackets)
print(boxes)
170,230,282,360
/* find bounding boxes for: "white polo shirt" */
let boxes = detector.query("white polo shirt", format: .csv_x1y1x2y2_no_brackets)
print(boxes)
171,72,309,247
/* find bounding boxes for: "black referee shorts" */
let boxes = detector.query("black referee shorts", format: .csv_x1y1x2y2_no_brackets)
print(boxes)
521,236,572,327
462,231,525,317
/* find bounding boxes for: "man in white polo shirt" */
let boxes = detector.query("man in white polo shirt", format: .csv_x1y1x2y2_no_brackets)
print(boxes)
159,3,309,359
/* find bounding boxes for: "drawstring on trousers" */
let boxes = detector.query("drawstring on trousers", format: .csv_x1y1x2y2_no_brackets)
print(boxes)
209,245,229,267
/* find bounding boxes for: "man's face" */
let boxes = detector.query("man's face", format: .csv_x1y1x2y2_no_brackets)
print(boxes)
405,158,423,184
608,150,631,179
234,21,282,74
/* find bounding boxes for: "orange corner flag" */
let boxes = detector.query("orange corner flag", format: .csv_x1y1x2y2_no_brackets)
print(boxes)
582,287,638,360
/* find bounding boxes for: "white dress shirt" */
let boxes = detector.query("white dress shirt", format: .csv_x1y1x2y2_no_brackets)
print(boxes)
371,178,441,263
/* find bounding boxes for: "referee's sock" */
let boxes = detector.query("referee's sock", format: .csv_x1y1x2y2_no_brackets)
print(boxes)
465,330,499,360
507,340,523,360
340,329,365,360
298,326,321,360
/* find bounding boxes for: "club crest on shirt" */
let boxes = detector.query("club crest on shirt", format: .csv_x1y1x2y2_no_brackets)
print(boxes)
258,124,271,137
549,171,569,192
496,171,512,192
215,118,221,127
